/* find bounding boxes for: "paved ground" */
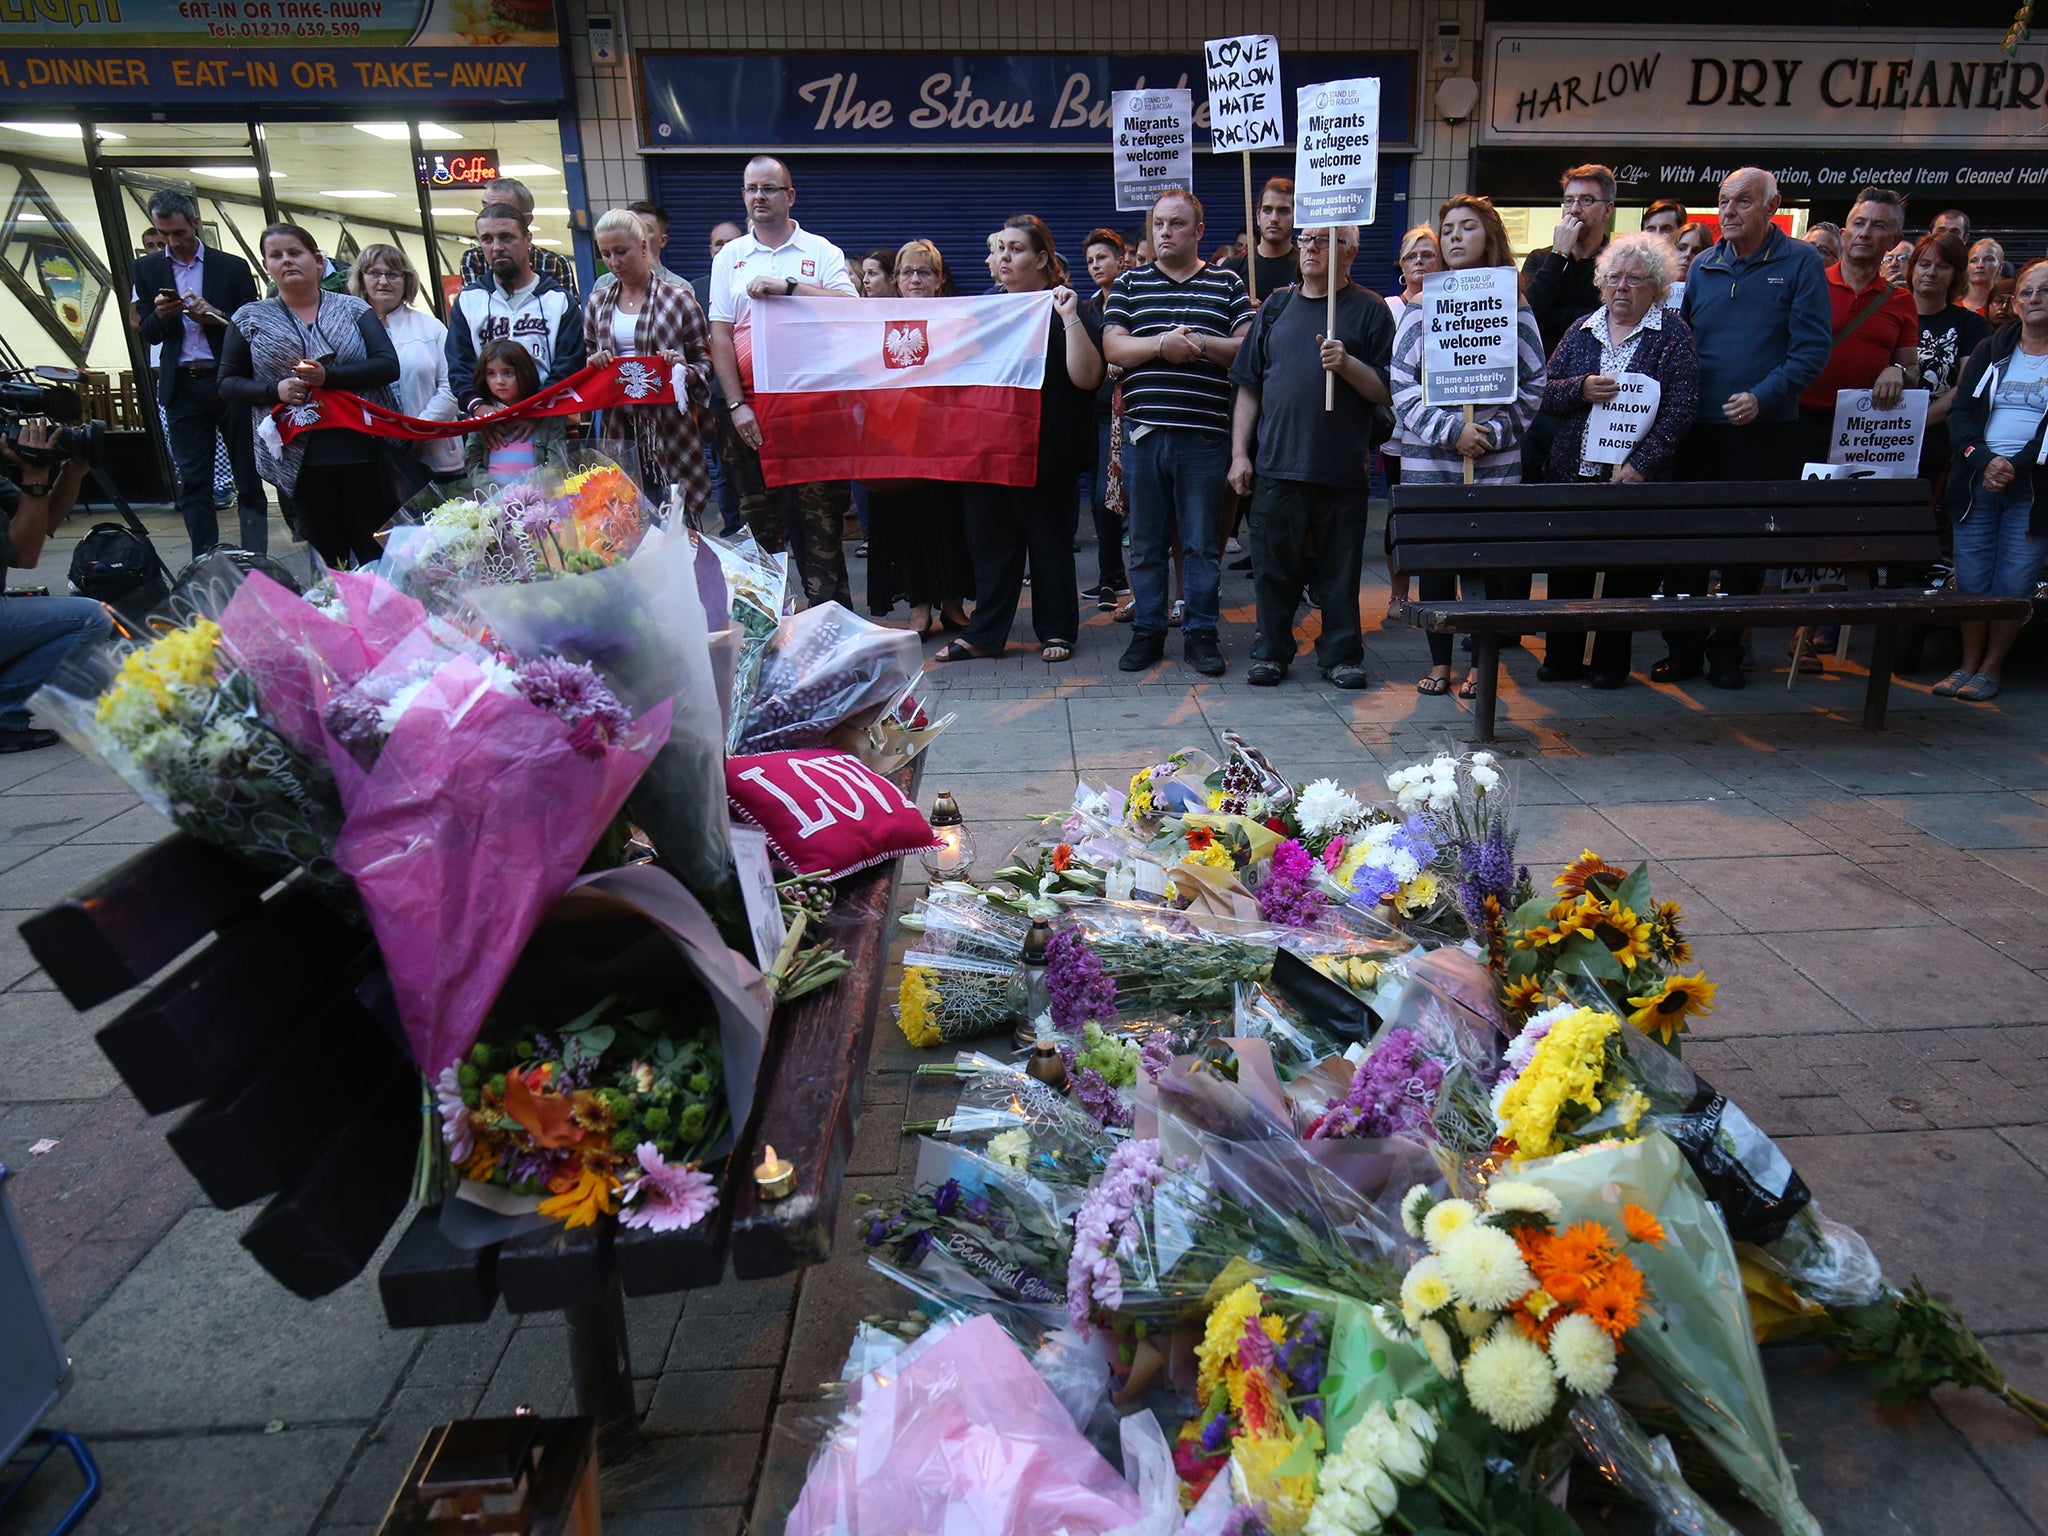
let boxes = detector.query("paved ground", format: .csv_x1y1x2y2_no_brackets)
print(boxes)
2,503,2045,1534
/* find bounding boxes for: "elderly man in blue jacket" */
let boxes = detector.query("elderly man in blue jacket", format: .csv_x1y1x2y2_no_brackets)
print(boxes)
1657,167,1832,688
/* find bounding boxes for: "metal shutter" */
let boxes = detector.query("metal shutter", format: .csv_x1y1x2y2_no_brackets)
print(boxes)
651,153,1410,298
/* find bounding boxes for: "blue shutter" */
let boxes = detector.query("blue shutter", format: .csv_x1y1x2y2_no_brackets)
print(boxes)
651,153,1409,298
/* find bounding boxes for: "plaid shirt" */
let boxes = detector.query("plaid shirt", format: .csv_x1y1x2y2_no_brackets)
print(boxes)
583,270,712,522
461,243,580,302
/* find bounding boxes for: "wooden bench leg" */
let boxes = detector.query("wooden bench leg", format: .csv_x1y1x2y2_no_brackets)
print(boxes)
1471,635,1502,744
566,1273,636,1429
1863,623,1897,731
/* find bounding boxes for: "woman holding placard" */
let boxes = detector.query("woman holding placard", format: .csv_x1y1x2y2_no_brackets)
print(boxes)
1388,194,1547,697
1939,257,2048,703
1535,232,1700,688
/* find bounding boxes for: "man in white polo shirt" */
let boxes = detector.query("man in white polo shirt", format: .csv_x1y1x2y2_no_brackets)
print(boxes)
708,155,860,606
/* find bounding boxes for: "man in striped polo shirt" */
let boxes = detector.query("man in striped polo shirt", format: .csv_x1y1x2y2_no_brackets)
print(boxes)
1103,189,1255,675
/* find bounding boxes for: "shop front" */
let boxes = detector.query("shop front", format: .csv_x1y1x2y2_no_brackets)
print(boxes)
1474,24,2048,259
0,0,578,494
637,51,1418,298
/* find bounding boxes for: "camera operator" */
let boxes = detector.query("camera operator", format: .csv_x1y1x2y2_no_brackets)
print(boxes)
0,419,108,752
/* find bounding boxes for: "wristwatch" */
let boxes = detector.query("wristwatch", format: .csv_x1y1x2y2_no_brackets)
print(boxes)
16,480,52,497
727,396,746,411
784,276,798,296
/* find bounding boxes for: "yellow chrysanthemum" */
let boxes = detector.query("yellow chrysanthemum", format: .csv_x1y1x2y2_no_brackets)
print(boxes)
895,966,942,1047
1625,972,1718,1044
1421,1197,1478,1253
1126,769,1156,819
1196,1280,1264,1404
1393,870,1442,917
1400,1255,1454,1323
1496,1007,1618,1161
95,618,222,743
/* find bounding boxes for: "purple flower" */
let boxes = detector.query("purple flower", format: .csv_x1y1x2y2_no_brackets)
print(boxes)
1308,1028,1443,1141
1256,838,1327,927
323,686,389,768
1065,1138,1171,1334
1046,928,1118,1031
435,1065,474,1163
1139,1037,1173,1082
1221,1505,1270,1536
1070,1066,1133,1130
931,1178,961,1217
1237,1316,1276,1373
510,656,633,744
1200,1410,1231,1454
619,1143,718,1232
865,1215,888,1246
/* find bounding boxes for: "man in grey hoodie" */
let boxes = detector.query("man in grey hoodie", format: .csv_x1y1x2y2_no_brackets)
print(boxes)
1658,167,1832,688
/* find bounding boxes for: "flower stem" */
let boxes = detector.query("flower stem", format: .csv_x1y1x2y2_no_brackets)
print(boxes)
1425,1475,1489,1533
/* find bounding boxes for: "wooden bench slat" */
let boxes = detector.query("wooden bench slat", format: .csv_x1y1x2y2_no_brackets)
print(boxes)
19,832,271,1009
1389,478,1931,511
1391,535,1940,575
1386,506,1938,541
499,1222,613,1314
1395,590,2032,632
94,888,370,1116
378,1206,500,1328
615,1181,731,1297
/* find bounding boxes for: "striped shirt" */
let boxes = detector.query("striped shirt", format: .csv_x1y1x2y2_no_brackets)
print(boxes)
1103,262,1254,433
1388,298,1548,483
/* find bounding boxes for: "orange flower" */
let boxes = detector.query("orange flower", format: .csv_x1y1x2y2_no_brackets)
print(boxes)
1554,849,1625,898
1541,1266,1591,1307
1621,1204,1667,1247
1052,843,1074,873
538,1161,619,1229
1583,1275,1645,1338
1547,1220,1620,1274
1185,825,1217,851
504,1065,588,1149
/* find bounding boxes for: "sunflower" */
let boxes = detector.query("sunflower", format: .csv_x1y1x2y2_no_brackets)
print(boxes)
1625,972,1718,1043
1554,849,1626,899
1501,975,1546,1017
1651,900,1693,964
1585,901,1654,971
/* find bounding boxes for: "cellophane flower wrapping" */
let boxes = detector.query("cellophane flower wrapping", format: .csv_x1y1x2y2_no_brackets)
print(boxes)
783,1314,1144,1536
695,527,790,751
33,555,346,892
1520,1132,1825,1536
318,623,673,1075
1568,1394,1743,1536
467,524,730,893
895,950,1018,1046
735,600,921,756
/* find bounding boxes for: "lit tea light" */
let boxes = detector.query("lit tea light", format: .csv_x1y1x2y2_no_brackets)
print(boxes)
754,1143,795,1200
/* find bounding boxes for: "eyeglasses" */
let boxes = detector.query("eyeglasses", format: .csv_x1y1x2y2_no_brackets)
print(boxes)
362,269,403,282
1606,273,1651,287
898,266,938,279
742,183,790,196
1561,195,1608,209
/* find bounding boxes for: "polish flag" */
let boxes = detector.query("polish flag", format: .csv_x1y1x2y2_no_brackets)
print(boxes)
750,292,1053,488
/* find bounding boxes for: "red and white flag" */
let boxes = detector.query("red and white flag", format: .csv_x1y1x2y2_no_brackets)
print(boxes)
750,292,1053,488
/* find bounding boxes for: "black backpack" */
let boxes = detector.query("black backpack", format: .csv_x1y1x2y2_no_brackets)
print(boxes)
68,520,170,620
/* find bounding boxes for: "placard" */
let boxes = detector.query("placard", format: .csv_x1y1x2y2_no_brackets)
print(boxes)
1582,372,1662,464
1204,34,1284,152
1293,77,1380,225
1827,387,1929,478
1420,266,1521,407
729,822,788,972
1664,279,1685,311
1112,87,1195,211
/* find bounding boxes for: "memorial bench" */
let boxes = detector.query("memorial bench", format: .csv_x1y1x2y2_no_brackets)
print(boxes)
1386,478,2034,743
18,774,916,1426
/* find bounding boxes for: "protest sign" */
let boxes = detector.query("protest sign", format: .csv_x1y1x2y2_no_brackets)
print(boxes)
1582,373,1663,464
1112,88,1193,212
1293,77,1379,225
1420,266,1520,408
1205,35,1284,151
1828,387,1928,478
1664,279,1685,311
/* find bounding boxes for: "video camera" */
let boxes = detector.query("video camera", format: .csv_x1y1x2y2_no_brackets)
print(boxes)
0,366,105,468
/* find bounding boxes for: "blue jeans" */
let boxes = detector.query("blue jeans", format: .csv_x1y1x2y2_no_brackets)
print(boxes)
1124,425,1228,634
1954,480,2047,598
0,595,111,729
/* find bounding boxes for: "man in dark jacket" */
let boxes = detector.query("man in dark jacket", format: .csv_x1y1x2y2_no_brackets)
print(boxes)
1523,164,1614,354
130,189,267,554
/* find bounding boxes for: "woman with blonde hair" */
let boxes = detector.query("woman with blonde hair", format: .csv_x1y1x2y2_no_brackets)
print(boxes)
1389,223,1441,319
1965,237,2006,315
348,243,462,481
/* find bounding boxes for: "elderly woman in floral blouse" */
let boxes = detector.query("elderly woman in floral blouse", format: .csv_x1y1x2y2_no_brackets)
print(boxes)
1535,231,1700,689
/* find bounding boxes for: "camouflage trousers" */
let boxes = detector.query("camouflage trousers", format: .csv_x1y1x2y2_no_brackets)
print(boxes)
715,413,851,609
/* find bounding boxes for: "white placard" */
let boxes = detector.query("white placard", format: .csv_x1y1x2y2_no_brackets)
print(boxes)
1112,88,1194,212
1582,372,1663,464
729,822,788,972
1420,266,1522,408
1293,77,1380,225
1827,387,1929,478
1204,34,1284,152
1664,279,1685,311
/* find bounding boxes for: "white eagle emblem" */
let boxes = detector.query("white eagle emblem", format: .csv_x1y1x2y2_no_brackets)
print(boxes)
285,401,323,427
615,359,661,399
883,320,930,369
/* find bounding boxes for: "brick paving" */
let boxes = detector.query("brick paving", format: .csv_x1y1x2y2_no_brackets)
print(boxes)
2,504,2045,1533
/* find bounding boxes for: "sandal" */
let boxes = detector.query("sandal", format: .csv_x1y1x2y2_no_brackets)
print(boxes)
1416,673,1452,696
1930,667,1974,697
1457,675,1480,700
1955,673,2001,701
1040,641,1074,664
933,640,997,663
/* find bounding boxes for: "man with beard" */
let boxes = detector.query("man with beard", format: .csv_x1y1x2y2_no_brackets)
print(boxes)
444,201,586,413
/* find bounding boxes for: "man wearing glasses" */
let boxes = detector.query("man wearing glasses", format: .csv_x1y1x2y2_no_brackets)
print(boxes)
1525,164,1616,354
708,155,861,605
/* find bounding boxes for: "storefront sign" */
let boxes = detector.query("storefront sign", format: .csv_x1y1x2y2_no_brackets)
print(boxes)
639,52,1416,152
1421,267,1520,408
1294,76,1379,225
1203,34,1283,152
1828,388,1928,477
0,0,564,105
1485,26,2048,147
1475,146,2048,204
418,149,501,187
1583,374,1662,465
1111,88,1193,210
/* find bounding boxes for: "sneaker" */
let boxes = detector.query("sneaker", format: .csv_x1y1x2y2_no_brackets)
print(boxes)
1247,660,1287,686
1119,629,1166,671
1168,599,1185,628
1225,535,1243,554
0,726,59,753
1184,630,1226,676
1100,585,1127,612
1080,582,1111,604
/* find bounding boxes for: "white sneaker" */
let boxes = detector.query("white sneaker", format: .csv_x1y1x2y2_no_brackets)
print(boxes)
1224,536,1243,554
1168,599,1185,628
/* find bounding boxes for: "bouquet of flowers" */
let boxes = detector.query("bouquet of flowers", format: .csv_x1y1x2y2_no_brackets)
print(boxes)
1489,1003,1653,1163
1123,748,1221,829
35,560,346,894
1044,902,1279,1030
1504,851,1715,1048
439,991,724,1231
695,527,791,752
1389,748,1529,967
909,1051,1118,1185
894,949,1016,1047
1180,1276,1332,1526
734,601,921,756
861,1140,1074,1313
898,889,1032,964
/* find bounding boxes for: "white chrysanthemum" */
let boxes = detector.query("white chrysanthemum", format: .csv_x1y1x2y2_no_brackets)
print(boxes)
1400,1255,1453,1323
986,1128,1031,1170
1297,778,1365,837
1462,1324,1559,1432
1417,1317,1458,1380
1421,1197,1478,1253
1388,849,1421,883
1453,1302,1498,1340
1484,1179,1563,1219
1400,1184,1435,1239
1548,1311,1619,1395
1437,1223,1537,1310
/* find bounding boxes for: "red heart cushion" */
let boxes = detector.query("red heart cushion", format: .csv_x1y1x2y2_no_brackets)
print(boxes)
726,750,940,880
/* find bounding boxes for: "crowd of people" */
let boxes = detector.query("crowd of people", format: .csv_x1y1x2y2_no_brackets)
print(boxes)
58,155,2048,717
